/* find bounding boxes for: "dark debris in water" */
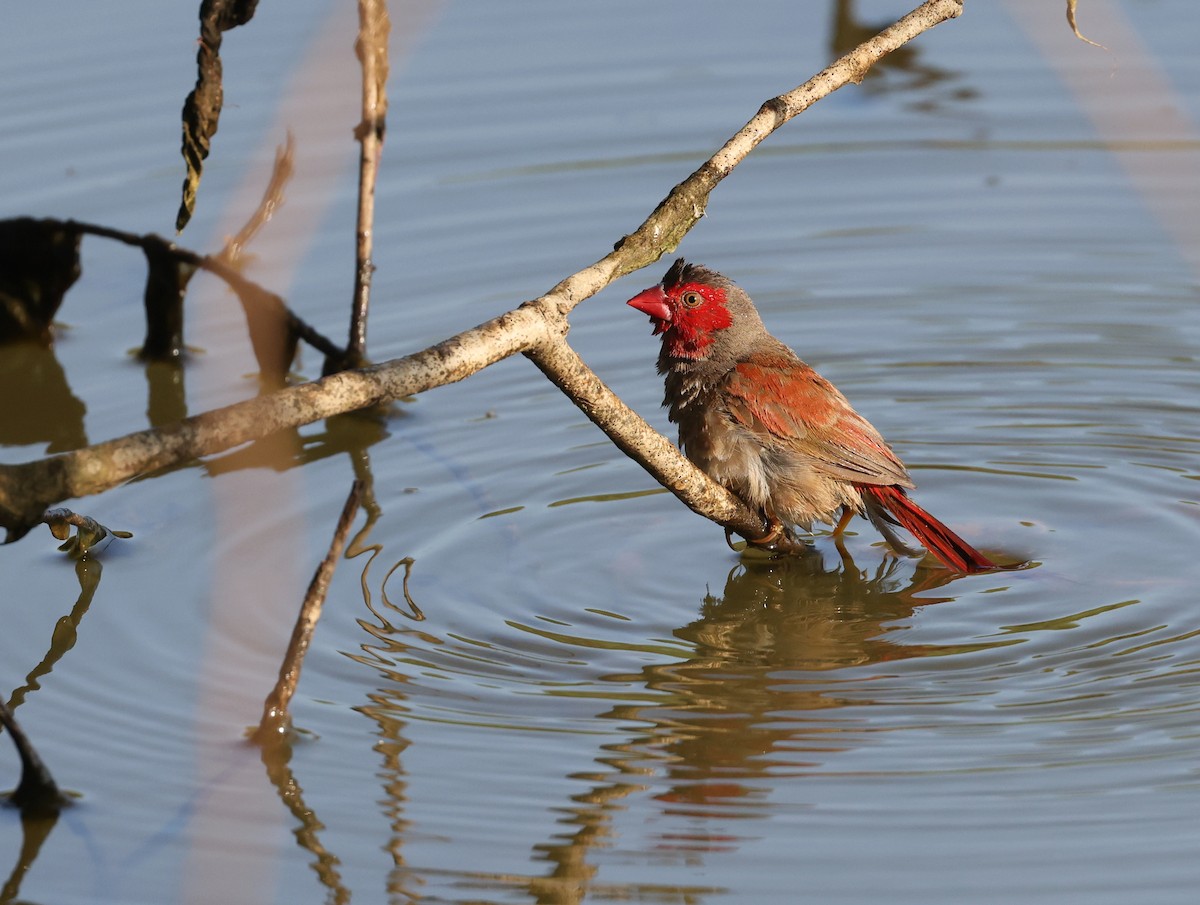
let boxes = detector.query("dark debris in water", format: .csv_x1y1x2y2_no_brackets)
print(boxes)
41,507,132,559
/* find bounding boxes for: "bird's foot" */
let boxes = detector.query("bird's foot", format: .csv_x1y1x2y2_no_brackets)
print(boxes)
726,519,815,557
747,517,785,546
723,527,781,552
725,523,785,553
832,507,856,537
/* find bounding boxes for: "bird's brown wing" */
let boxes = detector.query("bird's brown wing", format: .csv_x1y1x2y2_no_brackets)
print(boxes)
722,355,913,488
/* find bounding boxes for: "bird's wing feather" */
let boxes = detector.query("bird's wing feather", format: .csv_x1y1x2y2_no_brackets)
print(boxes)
723,355,913,487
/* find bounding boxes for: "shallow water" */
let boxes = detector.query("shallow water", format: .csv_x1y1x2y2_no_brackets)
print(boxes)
3,1,1200,903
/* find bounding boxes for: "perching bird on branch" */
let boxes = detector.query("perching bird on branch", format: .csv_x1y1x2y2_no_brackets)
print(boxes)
627,259,997,573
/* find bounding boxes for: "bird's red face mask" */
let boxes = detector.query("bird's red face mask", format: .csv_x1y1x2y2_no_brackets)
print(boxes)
627,280,732,357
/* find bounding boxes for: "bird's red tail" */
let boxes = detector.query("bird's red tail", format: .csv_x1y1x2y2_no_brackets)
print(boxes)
860,484,997,574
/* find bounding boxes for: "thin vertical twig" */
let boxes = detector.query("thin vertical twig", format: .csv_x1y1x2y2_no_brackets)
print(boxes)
252,480,364,741
345,0,391,367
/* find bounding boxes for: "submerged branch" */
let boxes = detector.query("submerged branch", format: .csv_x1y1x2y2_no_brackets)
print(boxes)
22,217,345,364
0,0,963,547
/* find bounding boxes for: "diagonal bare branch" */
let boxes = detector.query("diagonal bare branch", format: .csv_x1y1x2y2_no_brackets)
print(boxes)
0,0,965,547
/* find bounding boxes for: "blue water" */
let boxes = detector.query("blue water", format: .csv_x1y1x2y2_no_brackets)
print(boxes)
2,1,1200,903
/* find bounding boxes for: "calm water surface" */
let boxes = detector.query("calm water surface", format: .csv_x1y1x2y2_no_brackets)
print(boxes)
2,1,1200,903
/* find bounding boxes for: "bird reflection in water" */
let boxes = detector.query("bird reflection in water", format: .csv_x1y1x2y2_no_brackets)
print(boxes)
592,548,986,839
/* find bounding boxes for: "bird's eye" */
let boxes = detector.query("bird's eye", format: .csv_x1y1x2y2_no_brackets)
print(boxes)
680,291,703,308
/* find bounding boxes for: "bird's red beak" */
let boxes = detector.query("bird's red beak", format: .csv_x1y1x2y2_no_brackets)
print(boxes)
627,285,671,335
